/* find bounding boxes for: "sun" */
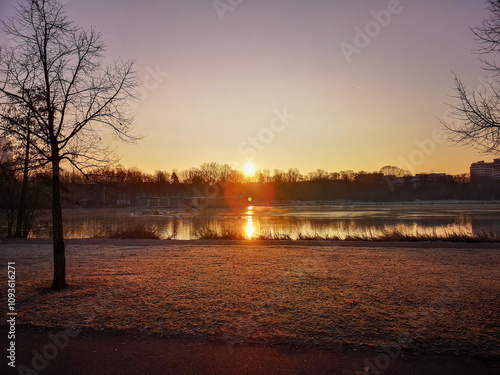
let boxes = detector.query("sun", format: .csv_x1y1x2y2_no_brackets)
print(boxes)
244,163,255,177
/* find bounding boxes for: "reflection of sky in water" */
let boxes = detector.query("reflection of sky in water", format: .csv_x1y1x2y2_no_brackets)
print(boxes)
22,204,500,240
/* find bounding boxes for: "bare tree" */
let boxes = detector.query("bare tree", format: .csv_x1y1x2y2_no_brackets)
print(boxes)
443,0,500,154
286,168,302,183
199,162,222,185
307,169,330,181
379,165,411,177
1,89,46,238
0,0,139,289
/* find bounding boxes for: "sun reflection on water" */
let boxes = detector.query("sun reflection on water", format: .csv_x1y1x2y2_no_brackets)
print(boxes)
246,217,254,239
246,206,254,239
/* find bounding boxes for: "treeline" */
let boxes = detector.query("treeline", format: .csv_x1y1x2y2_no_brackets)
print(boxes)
58,163,424,185
13,163,500,207
1,160,498,237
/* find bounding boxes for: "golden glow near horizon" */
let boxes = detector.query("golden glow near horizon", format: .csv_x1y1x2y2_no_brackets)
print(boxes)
244,163,256,177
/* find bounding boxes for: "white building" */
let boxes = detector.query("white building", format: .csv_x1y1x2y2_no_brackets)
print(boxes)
470,159,500,180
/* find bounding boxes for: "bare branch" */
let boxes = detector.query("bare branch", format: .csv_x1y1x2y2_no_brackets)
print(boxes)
443,1,500,155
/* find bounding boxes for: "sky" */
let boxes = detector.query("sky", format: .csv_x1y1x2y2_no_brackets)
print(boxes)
0,0,496,175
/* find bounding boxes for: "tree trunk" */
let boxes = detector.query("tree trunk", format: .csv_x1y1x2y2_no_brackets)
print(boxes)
6,207,14,238
51,157,67,289
15,128,31,238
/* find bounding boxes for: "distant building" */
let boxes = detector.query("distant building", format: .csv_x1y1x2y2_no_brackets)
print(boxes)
134,193,248,209
415,173,453,184
470,159,500,180
354,173,385,184
135,193,184,208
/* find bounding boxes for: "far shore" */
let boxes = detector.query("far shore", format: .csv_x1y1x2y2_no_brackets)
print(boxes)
267,200,500,206
60,199,500,210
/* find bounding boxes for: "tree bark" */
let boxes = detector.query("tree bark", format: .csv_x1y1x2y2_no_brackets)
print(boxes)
51,157,67,289
14,127,31,238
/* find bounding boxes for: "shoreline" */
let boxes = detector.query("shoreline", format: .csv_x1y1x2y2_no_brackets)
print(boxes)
270,200,500,206
2,238,500,248
61,200,500,210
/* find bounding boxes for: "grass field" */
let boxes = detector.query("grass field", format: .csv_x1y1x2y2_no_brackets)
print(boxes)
1,240,498,362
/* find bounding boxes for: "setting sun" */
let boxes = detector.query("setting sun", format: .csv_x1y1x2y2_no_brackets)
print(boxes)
244,163,255,177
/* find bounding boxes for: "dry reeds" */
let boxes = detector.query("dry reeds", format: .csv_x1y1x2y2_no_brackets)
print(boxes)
93,224,161,239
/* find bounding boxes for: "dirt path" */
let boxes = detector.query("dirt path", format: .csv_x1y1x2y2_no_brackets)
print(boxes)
2,328,499,375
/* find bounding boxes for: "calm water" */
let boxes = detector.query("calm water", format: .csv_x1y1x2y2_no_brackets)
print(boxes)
25,203,500,240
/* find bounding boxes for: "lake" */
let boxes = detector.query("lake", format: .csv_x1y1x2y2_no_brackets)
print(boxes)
24,202,500,240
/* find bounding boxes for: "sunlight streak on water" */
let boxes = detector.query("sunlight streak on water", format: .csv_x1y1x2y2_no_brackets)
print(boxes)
246,217,254,239
246,206,255,239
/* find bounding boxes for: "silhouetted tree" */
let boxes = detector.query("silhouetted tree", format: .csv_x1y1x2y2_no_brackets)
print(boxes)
443,0,500,154
339,170,355,181
307,169,330,181
199,162,222,184
286,168,302,183
1,89,47,237
272,169,285,183
0,0,138,289
171,171,180,185
454,173,471,185
380,165,411,177
154,170,168,183
330,172,341,180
